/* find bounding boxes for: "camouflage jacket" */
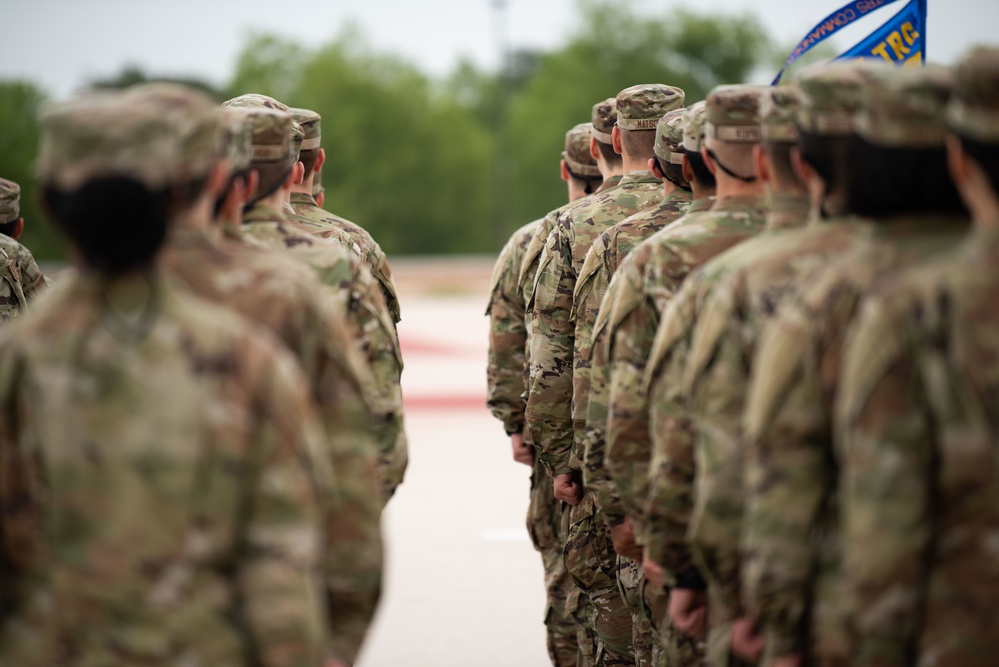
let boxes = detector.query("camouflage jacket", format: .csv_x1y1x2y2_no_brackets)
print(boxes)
835,227,999,667
600,195,767,573
0,234,46,322
289,192,401,325
0,272,355,665
572,189,691,466
527,170,663,476
741,214,969,659
240,202,408,501
486,218,542,435
584,196,715,524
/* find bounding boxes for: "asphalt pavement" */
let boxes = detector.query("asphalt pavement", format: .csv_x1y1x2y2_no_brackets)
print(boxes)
355,291,552,667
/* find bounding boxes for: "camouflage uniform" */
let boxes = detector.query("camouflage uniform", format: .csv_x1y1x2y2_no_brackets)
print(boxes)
646,79,861,667
833,48,999,667
0,178,46,321
0,90,350,666
286,107,402,325
224,99,408,502
574,108,691,667
529,84,682,666
741,66,968,666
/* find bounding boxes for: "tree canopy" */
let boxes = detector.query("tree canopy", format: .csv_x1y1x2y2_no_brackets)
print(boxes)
0,0,775,260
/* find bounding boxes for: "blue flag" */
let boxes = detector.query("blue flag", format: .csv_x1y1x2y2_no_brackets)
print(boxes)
773,0,927,84
838,0,926,66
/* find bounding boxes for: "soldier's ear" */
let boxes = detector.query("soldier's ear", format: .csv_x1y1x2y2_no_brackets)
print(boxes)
287,161,305,189
590,137,601,161
612,126,623,156
681,155,694,184
789,147,813,186
9,218,23,240
648,157,662,179
560,159,571,183
945,135,970,188
701,146,718,176
314,148,326,173
245,170,260,203
752,145,770,185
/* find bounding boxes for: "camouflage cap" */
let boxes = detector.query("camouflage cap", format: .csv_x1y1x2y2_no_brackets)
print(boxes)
681,101,709,153
290,107,321,150
124,82,226,182
857,64,953,147
704,84,767,143
591,97,618,144
242,107,298,166
0,178,19,224
948,45,999,142
654,108,688,164
796,59,872,136
37,91,178,190
221,93,291,113
563,123,600,178
290,120,304,161
760,83,803,143
616,84,685,131
221,108,254,173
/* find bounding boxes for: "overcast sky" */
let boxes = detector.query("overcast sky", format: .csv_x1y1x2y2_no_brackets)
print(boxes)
2,0,996,98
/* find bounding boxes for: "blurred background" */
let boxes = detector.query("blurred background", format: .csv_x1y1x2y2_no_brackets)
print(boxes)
3,0,996,261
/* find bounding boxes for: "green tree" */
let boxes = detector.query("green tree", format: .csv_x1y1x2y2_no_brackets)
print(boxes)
0,80,63,261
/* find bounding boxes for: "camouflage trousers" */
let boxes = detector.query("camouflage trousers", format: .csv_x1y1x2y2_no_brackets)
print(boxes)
528,463,586,667
563,489,635,666
617,557,653,666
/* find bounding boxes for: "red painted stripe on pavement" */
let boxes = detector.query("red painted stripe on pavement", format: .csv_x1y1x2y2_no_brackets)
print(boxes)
404,394,489,410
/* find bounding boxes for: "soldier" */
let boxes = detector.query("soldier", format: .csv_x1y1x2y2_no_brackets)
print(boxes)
835,45,999,667
223,95,408,502
528,83,681,666
516,103,625,666
574,104,691,667
486,121,602,667
0,90,351,666
741,64,969,667
285,107,402,325
0,178,46,321
640,69,866,667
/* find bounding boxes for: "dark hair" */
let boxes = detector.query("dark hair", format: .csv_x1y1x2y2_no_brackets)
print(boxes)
654,156,691,192
42,177,169,275
957,133,999,198
620,128,657,161
248,163,292,206
685,151,716,189
797,130,850,203
299,148,320,176
0,219,19,238
846,136,967,219
762,141,803,191
596,140,623,168
565,164,603,195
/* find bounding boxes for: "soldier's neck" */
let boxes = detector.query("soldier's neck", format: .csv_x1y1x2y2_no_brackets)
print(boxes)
253,189,288,214
621,153,650,175
715,174,766,201
291,173,315,196
691,184,717,202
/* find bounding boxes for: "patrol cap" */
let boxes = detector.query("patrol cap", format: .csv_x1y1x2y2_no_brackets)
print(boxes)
563,123,600,178
221,108,254,173
681,101,709,153
654,108,687,164
760,83,802,144
37,91,177,191
222,93,291,113
290,120,305,161
0,178,19,224
857,64,953,147
796,60,871,136
243,107,298,165
125,82,226,182
616,84,685,131
290,107,322,151
704,84,767,143
948,45,999,142
591,97,618,144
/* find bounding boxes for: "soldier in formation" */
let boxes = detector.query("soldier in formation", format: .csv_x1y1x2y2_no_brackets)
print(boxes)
488,44,999,667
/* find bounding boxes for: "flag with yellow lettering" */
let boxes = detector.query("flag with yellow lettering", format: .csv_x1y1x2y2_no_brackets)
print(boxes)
773,0,927,84
838,0,926,66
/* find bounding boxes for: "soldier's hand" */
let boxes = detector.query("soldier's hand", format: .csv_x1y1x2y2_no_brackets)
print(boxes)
730,616,764,662
669,588,708,639
510,432,534,466
553,473,582,505
610,516,643,561
642,547,666,590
